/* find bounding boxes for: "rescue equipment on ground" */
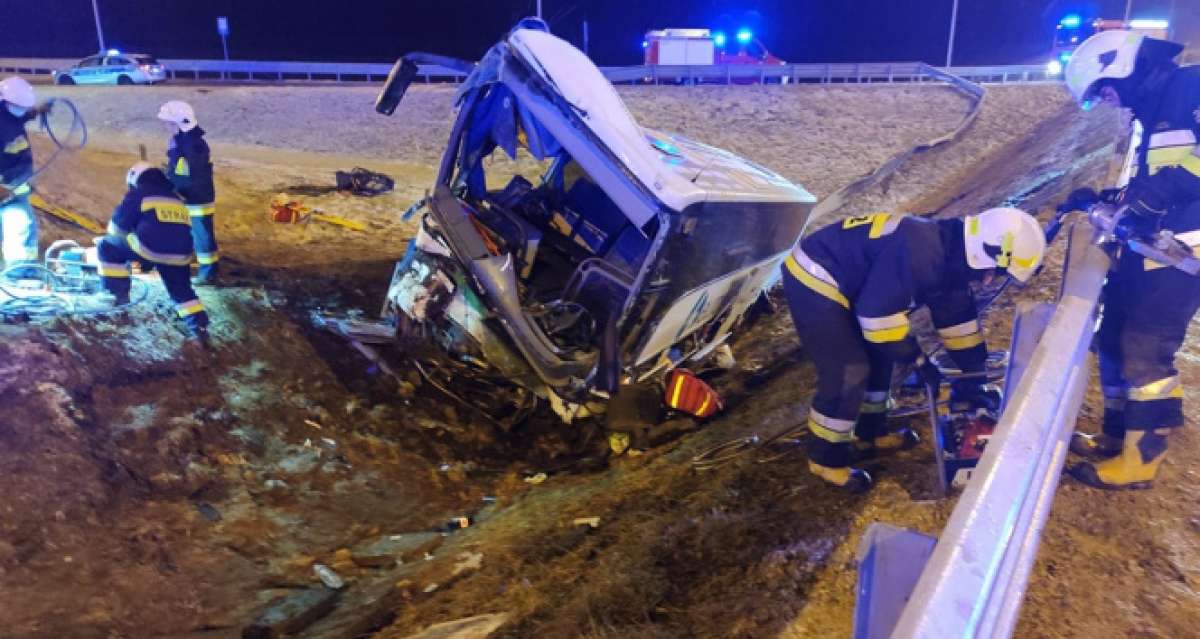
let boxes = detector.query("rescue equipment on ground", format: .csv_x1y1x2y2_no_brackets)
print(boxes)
662,368,723,418
268,193,367,231
335,167,394,196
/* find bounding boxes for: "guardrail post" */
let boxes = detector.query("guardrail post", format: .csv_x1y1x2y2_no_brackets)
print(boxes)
856,63,862,83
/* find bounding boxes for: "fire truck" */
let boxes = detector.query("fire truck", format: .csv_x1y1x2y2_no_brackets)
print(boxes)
643,28,784,67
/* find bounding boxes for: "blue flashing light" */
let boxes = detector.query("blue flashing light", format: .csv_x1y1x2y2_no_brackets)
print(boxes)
1059,14,1082,28
1059,51,1072,63
642,40,649,49
713,31,727,47
106,48,121,56
736,28,752,44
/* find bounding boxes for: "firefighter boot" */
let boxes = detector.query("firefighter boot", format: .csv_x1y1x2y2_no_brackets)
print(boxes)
1068,429,1169,490
1069,432,1123,460
1070,403,1124,460
808,461,873,494
852,409,919,458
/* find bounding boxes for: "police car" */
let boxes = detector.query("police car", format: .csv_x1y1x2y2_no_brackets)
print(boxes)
54,51,167,85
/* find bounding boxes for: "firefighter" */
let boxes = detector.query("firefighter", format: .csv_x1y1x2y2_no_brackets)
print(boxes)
782,208,1046,492
98,162,209,340
0,77,45,276
157,101,219,284
1062,31,1200,490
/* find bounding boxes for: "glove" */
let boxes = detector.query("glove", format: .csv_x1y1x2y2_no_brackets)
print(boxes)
1058,187,1123,214
914,355,942,390
1058,187,1099,214
1114,209,1161,240
949,381,1002,413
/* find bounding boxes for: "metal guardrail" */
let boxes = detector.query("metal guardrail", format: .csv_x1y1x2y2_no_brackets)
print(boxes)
890,220,1110,638
0,57,1055,85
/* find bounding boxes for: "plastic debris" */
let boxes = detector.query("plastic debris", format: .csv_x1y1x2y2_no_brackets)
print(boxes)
303,419,323,430
572,516,601,529
523,472,548,485
313,563,345,590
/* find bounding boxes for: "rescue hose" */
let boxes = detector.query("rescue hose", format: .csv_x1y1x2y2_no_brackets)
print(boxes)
27,98,89,185
0,264,148,319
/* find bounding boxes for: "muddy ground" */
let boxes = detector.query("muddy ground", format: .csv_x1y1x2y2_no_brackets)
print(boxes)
2,81,1197,638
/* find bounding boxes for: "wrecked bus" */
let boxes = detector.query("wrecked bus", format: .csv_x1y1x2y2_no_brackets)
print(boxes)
369,24,816,426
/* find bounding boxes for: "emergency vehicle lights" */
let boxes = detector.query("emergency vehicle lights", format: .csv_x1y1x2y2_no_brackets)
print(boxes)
1059,14,1082,28
736,29,753,44
106,49,121,56
1046,59,1064,76
1129,19,1169,30
642,40,649,49
713,31,727,47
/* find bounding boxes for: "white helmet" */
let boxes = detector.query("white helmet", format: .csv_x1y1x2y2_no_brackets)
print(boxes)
157,100,197,131
0,76,36,109
963,207,1046,283
1064,30,1144,110
126,161,155,188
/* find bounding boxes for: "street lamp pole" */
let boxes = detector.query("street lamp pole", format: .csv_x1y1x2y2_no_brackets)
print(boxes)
91,0,106,52
1124,0,1134,23
537,0,542,19
946,0,960,68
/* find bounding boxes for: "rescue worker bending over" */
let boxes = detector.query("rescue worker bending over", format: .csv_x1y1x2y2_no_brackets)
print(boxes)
782,208,1046,492
98,162,209,340
1063,31,1200,489
158,101,219,284
0,77,48,275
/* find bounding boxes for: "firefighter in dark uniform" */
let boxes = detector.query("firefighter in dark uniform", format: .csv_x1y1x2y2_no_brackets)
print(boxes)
157,100,219,284
1064,31,1200,489
782,208,1046,492
98,162,209,339
0,77,45,274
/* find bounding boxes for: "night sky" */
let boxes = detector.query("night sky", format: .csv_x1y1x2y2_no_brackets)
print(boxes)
3,0,1183,66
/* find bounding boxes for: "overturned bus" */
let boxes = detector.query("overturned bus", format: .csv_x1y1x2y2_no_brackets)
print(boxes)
369,24,816,426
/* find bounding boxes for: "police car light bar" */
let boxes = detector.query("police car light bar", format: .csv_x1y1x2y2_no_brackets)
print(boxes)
1128,19,1169,30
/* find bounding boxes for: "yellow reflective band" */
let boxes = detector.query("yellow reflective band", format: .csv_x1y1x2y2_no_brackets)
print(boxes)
808,417,854,443
176,299,205,317
863,325,910,343
1182,152,1200,178
175,157,190,177
968,216,980,235
938,319,980,338
12,183,30,196
196,252,220,265
1146,146,1196,175
860,312,910,343
187,204,216,217
1128,376,1184,402
697,394,711,416
942,332,984,350
4,137,29,154
785,255,849,309
128,234,193,266
98,263,130,277
670,375,685,408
